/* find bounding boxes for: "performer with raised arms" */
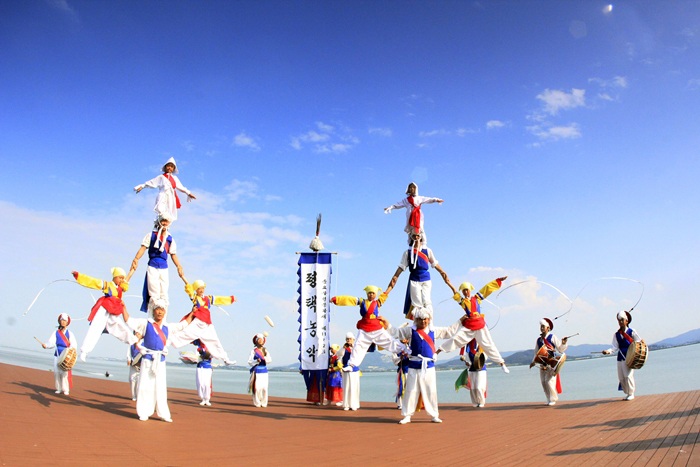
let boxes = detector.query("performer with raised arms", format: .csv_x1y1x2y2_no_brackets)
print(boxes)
248,333,271,408
193,339,213,406
167,280,235,365
126,213,186,318
134,157,196,222
385,231,453,319
331,286,408,371
602,311,644,401
529,318,568,406
338,333,360,411
41,313,78,395
73,267,138,362
436,277,510,373
384,182,443,246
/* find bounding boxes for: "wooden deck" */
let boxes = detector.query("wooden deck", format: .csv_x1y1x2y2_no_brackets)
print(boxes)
0,363,697,466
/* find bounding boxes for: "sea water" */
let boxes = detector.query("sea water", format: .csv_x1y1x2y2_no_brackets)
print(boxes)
2,344,697,404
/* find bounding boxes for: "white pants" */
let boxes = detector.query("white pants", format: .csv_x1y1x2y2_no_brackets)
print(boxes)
129,365,140,400
439,321,505,364
617,360,635,396
197,367,212,402
347,329,408,368
80,311,137,355
252,372,268,407
540,367,558,403
469,370,487,406
53,356,70,393
402,366,439,418
146,266,169,319
136,358,170,420
342,371,360,410
408,279,433,315
168,319,230,362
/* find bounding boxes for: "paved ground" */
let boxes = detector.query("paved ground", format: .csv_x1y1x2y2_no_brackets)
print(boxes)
0,363,698,466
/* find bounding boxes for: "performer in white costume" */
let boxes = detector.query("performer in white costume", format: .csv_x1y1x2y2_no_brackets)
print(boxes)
384,182,443,245
385,232,453,319
437,278,510,374
134,157,196,222
193,339,213,406
248,333,271,408
168,280,235,365
126,342,142,401
459,339,488,408
42,313,78,395
529,318,568,406
388,307,458,424
73,268,138,362
603,311,644,401
126,213,186,318
125,305,189,422
338,333,361,411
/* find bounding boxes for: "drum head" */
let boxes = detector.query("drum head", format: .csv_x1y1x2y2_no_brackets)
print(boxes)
473,350,486,370
554,353,567,375
58,348,77,371
625,342,638,367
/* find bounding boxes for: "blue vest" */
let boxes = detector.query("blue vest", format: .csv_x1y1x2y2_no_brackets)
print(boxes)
54,330,70,357
537,334,556,358
408,328,435,369
466,341,485,372
194,340,212,369
142,322,169,361
147,231,172,269
252,349,268,373
341,345,359,371
615,328,635,361
130,344,140,360
407,248,431,282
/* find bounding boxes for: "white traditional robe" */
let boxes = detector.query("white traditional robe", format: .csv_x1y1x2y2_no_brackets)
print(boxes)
605,328,642,397
45,330,78,393
135,173,191,222
536,332,568,404
248,348,271,407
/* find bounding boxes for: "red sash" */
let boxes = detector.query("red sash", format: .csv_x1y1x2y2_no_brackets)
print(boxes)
461,315,486,331
415,328,435,354
412,249,430,264
57,330,70,348
191,296,212,325
619,330,634,344
88,296,124,322
151,322,167,346
164,173,181,209
356,300,382,331
254,348,265,361
407,196,421,231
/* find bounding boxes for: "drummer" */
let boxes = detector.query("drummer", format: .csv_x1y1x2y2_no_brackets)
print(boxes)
462,339,488,408
127,341,142,401
602,311,644,401
42,313,78,395
529,318,568,406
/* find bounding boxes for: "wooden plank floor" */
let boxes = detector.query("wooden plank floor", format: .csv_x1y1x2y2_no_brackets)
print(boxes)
0,363,697,466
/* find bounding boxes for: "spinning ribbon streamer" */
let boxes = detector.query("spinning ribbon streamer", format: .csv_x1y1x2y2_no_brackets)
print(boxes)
572,277,644,316
495,279,573,321
24,279,97,317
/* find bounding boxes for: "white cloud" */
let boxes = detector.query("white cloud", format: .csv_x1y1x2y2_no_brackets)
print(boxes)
598,93,615,101
688,79,700,91
536,88,586,115
264,194,282,202
232,131,260,151
47,0,79,22
369,127,392,137
486,120,505,130
527,123,582,141
456,128,478,136
224,179,259,202
182,140,194,151
419,129,450,137
291,121,358,153
316,121,335,133
589,76,627,88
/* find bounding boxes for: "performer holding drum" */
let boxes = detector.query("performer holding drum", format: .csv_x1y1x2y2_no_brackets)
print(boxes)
40,313,78,395
529,318,568,406
248,333,271,408
602,311,645,401
456,338,488,408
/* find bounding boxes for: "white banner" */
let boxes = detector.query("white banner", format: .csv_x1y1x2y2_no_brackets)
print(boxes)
299,259,331,371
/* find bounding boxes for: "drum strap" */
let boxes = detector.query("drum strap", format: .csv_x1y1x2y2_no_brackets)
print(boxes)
618,330,634,344
57,330,70,348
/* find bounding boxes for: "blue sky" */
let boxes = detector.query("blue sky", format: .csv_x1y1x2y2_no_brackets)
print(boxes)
1,1,699,365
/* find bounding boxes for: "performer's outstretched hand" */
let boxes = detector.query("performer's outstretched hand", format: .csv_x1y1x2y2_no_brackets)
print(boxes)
497,276,508,282
71,271,79,279
187,193,196,201
330,297,337,304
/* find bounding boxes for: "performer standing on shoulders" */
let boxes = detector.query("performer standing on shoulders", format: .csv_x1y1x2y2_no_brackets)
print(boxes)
437,278,510,374
248,333,271,408
73,267,138,362
385,232,453,319
384,182,443,246
325,344,343,406
602,311,644,401
529,318,568,406
126,213,186,318
193,339,213,406
134,157,196,222
126,341,142,401
338,333,360,411
41,313,78,395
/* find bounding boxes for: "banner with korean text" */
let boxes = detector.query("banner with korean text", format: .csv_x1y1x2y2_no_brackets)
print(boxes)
298,253,332,371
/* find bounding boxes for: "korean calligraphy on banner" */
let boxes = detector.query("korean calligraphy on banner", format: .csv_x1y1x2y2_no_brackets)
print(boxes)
298,253,332,371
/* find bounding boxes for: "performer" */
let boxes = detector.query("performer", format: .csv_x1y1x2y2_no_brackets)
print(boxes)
167,280,235,365
388,307,458,424
325,344,343,406
73,268,138,362
126,213,186,318
125,304,189,422
529,318,568,406
193,339,213,406
338,333,360,411
331,286,408,370
385,232,453,319
41,313,78,395
436,278,510,374
248,333,271,408
391,337,410,410
126,341,142,401
384,182,443,245
134,157,196,222
460,339,488,408
602,311,644,401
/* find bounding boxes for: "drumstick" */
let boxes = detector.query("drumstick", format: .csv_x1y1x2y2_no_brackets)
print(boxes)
34,336,44,346
564,333,579,339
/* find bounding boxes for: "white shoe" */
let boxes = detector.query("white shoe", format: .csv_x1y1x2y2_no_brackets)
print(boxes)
161,418,172,423
624,395,634,401
501,364,510,374
63,391,69,395
205,401,211,406
335,402,342,406
398,416,411,424
431,417,442,423
79,353,87,363
139,417,148,421
547,401,556,406
55,390,61,394
473,404,479,407
478,404,485,408
132,398,137,401
315,402,321,406
351,408,358,411
343,407,349,411
200,401,206,406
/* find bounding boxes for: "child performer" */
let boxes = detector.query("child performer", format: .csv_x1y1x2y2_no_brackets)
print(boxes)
338,333,360,411
73,268,138,362
167,280,235,365
391,338,410,410
124,304,190,422
602,311,644,401
126,213,186,318
193,339,213,406
134,157,196,222
248,333,271,408
126,341,142,401
437,278,510,374
41,313,78,395
384,182,443,246
461,339,488,408
325,344,343,406
331,286,408,371
529,318,568,406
